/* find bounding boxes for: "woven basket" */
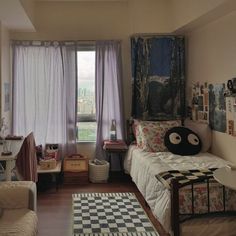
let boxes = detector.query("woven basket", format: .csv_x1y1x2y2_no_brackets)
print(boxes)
89,160,109,183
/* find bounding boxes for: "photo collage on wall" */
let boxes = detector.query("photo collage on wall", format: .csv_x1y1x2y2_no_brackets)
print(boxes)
225,96,236,136
190,82,227,133
191,82,209,124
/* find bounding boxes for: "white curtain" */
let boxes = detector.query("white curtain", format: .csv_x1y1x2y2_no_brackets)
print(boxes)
95,41,125,160
13,42,77,155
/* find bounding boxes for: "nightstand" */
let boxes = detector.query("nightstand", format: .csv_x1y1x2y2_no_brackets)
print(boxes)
63,154,89,184
37,160,62,191
103,140,128,172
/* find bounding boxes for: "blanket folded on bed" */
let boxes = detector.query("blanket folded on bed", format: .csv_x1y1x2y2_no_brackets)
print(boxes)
156,168,236,216
155,168,218,189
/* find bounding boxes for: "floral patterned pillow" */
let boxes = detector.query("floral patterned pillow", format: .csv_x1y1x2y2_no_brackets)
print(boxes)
136,120,181,152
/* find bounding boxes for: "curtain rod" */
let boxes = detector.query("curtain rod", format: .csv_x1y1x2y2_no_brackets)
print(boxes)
11,39,122,43
11,39,123,47
131,33,184,37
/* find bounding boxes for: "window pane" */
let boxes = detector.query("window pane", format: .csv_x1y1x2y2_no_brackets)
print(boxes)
77,122,97,142
77,50,96,142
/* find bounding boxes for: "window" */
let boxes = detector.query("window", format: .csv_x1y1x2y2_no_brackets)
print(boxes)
76,47,96,142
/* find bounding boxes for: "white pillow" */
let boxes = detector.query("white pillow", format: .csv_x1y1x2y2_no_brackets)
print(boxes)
184,119,212,152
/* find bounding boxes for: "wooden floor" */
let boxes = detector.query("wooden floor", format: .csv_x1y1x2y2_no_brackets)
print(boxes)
37,173,169,236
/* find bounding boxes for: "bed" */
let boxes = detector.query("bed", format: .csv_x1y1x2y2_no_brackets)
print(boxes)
124,120,236,236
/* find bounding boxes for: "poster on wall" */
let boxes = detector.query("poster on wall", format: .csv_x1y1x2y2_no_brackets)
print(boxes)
4,82,10,112
208,83,226,133
191,82,209,123
190,81,234,135
225,96,236,136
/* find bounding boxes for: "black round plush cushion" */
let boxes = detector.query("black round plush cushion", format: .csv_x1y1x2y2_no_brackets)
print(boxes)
164,126,202,156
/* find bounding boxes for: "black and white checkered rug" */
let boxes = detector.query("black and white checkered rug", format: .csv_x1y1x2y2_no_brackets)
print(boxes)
72,192,159,236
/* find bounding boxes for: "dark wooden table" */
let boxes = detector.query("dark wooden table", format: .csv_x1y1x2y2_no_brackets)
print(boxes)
103,146,128,172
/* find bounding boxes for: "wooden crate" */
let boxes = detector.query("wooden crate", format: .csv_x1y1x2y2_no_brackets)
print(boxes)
63,155,88,172
63,154,89,184
39,159,57,170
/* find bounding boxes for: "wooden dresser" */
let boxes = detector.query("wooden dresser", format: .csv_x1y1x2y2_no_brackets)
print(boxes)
63,154,89,184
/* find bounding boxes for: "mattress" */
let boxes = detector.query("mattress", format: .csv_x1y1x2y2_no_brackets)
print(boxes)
124,145,235,235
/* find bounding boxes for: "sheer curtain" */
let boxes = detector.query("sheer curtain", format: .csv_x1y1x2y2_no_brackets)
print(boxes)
95,41,125,160
13,41,77,155
61,43,77,155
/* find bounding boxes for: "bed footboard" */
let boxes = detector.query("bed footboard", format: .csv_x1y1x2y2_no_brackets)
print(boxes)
156,168,236,236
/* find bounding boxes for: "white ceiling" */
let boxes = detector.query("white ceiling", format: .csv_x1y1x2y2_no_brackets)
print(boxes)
0,0,35,31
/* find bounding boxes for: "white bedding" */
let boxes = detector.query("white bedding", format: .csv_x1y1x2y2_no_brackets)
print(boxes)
124,145,231,234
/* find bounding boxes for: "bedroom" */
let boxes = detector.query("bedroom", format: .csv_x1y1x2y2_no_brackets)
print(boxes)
0,0,236,236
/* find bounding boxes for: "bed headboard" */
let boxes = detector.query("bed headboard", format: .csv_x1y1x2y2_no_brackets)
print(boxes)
126,119,135,145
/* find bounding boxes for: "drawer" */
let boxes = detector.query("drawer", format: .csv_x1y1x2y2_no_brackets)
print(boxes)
64,171,88,177
63,171,89,184
63,159,88,172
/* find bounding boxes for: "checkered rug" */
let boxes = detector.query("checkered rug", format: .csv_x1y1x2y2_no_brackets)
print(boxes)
72,192,159,236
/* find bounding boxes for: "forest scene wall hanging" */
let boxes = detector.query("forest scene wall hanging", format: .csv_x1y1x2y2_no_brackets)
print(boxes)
131,36,185,120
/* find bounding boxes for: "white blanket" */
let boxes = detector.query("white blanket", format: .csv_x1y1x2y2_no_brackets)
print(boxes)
124,145,230,234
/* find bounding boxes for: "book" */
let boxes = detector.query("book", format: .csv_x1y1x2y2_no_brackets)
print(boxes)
103,140,125,145
5,135,23,140
103,140,127,150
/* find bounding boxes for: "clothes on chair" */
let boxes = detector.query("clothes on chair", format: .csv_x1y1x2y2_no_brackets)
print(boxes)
16,132,38,182
0,162,5,181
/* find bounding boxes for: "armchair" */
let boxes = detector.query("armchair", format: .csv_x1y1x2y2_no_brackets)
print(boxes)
0,181,38,236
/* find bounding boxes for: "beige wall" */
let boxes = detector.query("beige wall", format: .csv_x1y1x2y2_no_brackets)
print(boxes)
128,0,171,34
170,0,231,31
187,11,236,164
10,1,130,159
0,22,1,120
9,0,172,159
11,1,132,122
10,0,171,123
9,1,236,161
0,24,11,133
20,0,35,28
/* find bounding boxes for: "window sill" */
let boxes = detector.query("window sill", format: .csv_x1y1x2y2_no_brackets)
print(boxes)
76,141,96,144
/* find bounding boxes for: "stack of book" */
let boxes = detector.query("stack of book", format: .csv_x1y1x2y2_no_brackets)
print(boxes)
103,140,128,150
